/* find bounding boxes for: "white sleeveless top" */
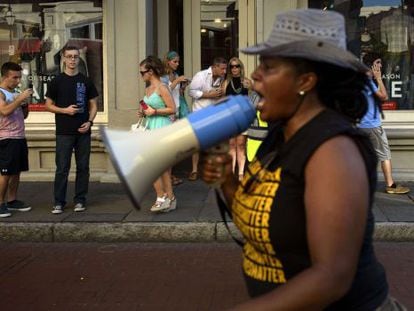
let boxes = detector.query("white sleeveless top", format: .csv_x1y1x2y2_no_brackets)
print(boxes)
0,87,25,139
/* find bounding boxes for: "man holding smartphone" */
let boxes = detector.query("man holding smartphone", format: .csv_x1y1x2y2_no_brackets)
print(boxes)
0,62,33,217
45,46,98,214
187,57,227,181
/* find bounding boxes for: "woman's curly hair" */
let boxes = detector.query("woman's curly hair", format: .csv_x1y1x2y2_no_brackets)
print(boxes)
284,58,379,124
140,55,165,77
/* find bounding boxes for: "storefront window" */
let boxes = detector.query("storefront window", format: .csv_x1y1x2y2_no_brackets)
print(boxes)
0,0,103,112
200,0,238,69
309,0,414,110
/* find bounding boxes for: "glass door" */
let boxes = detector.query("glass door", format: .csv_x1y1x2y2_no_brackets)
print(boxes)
200,0,239,68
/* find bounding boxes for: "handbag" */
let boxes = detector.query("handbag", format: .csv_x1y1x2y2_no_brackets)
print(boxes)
130,117,147,132
178,95,189,119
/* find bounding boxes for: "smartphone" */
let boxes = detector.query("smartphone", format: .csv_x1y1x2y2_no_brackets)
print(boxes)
140,100,148,110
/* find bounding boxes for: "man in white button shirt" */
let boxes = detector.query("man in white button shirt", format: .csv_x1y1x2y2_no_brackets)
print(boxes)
187,57,227,180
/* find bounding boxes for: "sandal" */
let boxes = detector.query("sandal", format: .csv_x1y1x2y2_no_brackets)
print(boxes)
150,195,167,212
238,174,244,181
188,171,198,181
161,197,177,213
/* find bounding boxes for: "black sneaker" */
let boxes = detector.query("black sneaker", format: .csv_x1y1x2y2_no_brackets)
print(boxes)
7,200,32,212
0,203,11,218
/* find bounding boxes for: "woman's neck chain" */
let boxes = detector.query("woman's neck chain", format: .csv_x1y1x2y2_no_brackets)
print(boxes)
230,78,242,94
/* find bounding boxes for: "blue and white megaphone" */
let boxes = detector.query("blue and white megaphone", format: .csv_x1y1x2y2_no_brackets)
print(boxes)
101,95,256,209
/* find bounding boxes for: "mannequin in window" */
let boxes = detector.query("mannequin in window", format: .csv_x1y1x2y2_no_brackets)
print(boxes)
360,28,387,60
380,7,414,109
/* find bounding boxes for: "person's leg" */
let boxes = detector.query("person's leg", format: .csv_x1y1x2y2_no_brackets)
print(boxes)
189,153,199,180
0,139,12,217
229,137,237,173
8,139,29,202
236,135,247,179
153,177,165,198
0,174,10,205
54,135,75,206
7,174,20,202
161,170,174,200
381,159,394,187
150,176,168,212
160,169,176,212
73,134,91,205
0,175,11,217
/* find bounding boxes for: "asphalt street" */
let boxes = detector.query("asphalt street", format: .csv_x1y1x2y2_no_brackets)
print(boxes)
0,242,412,311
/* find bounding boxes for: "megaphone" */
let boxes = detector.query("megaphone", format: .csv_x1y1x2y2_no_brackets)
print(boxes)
101,95,256,209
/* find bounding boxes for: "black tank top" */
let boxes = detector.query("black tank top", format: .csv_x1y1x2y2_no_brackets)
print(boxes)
232,109,388,310
225,77,249,96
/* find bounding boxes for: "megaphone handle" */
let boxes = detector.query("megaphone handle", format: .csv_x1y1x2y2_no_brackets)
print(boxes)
204,141,230,188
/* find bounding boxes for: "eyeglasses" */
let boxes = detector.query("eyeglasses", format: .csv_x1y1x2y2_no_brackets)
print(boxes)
64,55,80,60
230,64,241,69
140,69,150,76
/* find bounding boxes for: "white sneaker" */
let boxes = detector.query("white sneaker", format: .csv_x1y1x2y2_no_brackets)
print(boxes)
150,195,167,212
74,203,86,212
51,205,63,214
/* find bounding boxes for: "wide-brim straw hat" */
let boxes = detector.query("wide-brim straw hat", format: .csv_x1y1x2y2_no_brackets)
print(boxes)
241,9,368,73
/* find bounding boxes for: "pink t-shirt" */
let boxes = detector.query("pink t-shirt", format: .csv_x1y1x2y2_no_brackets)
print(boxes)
0,87,25,139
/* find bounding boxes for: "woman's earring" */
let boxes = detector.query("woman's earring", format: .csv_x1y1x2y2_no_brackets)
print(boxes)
299,90,305,96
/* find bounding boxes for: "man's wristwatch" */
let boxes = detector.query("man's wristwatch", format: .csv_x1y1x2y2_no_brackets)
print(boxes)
88,120,94,126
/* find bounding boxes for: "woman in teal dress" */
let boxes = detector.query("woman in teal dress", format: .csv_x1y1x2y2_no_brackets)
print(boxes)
138,56,176,213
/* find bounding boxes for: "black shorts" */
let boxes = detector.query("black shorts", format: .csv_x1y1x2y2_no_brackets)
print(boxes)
0,138,29,175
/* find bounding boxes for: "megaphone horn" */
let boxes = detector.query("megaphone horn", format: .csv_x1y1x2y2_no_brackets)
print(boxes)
101,95,256,209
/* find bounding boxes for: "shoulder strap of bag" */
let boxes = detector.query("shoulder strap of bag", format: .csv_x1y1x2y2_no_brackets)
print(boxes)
215,189,244,247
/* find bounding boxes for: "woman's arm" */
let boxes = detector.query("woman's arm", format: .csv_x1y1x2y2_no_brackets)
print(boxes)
371,63,388,101
170,75,188,91
229,135,369,311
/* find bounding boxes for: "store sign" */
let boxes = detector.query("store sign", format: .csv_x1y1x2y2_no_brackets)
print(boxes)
27,75,56,111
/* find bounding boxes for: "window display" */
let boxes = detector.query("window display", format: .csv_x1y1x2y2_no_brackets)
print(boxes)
0,0,103,112
309,0,414,110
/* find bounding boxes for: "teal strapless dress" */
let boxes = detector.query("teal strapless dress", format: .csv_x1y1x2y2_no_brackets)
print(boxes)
143,92,172,130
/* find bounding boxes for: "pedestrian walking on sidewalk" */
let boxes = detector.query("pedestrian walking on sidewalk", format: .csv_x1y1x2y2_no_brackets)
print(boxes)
201,9,406,310
360,52,410,195
138,56,177,213
45,46,98,215
0,62,33,218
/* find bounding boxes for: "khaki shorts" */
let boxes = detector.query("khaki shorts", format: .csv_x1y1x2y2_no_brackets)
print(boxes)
360,126,391,161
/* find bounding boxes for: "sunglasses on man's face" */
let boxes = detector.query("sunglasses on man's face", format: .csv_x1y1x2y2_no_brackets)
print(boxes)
140,69,150,76
230,64,241,69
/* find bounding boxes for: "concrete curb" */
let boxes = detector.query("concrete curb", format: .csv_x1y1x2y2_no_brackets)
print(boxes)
0,222,413,242
373,222,414,241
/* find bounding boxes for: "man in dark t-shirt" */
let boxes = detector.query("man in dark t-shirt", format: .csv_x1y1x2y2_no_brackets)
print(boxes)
45,45,98,214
